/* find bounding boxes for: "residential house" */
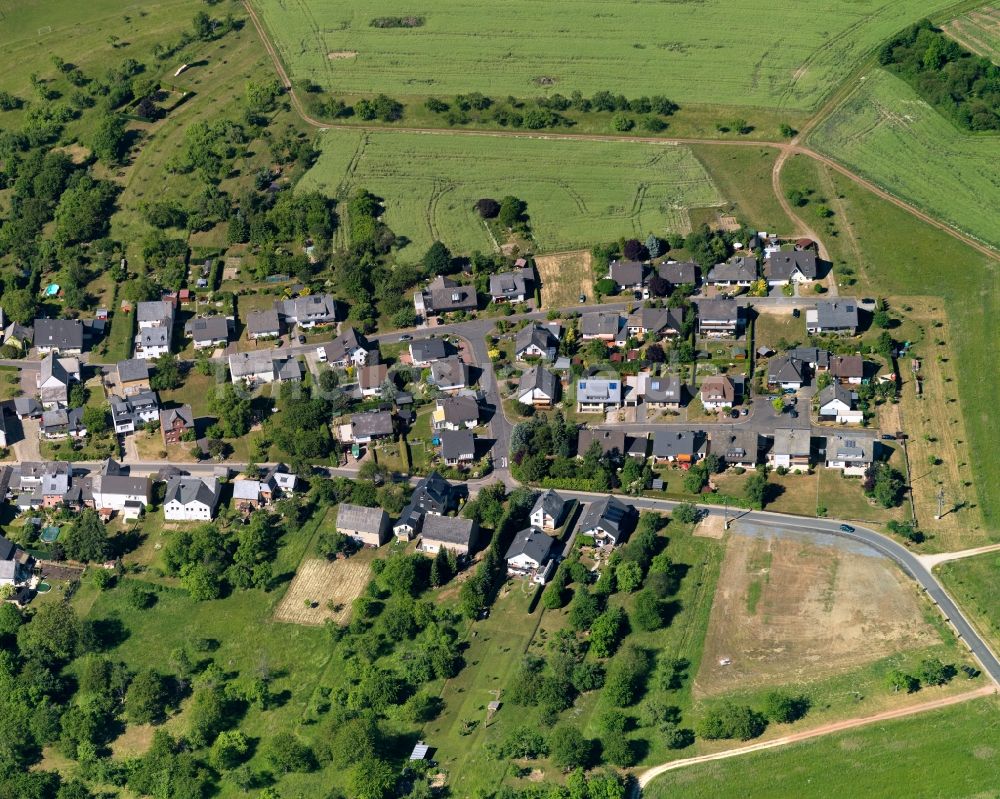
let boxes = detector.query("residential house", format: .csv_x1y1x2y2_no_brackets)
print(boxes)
159,405,195,445
87,475,152,513
806,300,859,335
825,433,875,476
356,363,388,398
517,366,560,409
246,309,282,340
416,276,478,318
136,300,175,331
350,410,395,444
769,428,811,471
700,375,736,410
163,476,221,521
393,471,460,539
277,294,339,329
657,261,699,288
409,338,448,367
830,355,864,385
505,527,557,583
576,378,622,413
624,306,684,340
697,299,743,337
764,250,819,285
116,359,151,396
432,395,479,431
34,319,84,355
429,357,469,393
716,430,761,468
489,266,533,303
577,428,627,461
818,384,863,424
707,255,757,287
36,353,78,410
3,322,33,351
580,312,622,342
232,479,275,513
767,355,808,390
40,408,86,439
9,461,70,510
609,260,646,292
0,535,34,587
111,391,159,434
336,503,390,547
515,324,559,361
418,514,479,558
319,327,378,367
135,326,171,360
440,429,476,466
228,352,303,385
578,495,636,547
529,489,570,531
788,347,830,372
642,374,684,409
13,398,42,420
652,429,707,465
184,316,231,350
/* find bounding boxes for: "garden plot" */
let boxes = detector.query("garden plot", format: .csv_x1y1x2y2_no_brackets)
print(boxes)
274,556,371,625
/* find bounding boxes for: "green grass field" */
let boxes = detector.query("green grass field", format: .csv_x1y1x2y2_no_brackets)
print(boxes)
252,0,958,111
808,69,1000,250
298,129,723,256
938,553,1000,658
944,6,1000,61
644,696,1000,799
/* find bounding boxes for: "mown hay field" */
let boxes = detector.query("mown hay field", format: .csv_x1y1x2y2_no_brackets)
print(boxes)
298,129,722,256
808,69,1000,250
943,5,1000,61
252,0,958,110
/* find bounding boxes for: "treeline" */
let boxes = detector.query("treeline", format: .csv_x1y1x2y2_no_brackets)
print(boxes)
879,19,1000,131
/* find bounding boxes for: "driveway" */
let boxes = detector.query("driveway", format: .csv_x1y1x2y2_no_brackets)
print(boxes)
13,418,41,462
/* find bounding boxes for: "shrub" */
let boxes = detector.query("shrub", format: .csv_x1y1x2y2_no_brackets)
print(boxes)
697,702,767,740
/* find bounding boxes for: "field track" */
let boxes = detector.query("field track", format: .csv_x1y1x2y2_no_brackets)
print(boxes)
636,685,996,791
243,0,1000,265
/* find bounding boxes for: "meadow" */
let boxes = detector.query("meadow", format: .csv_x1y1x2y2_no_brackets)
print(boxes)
251,0,958,111
938,553,1000,659
298,129,723,256
644,696,1000,799
808,69,1000,250
943,5,1000,61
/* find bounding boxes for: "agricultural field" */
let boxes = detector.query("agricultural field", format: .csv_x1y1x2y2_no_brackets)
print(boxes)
778,153,1000,538
298,129,723,256
644,696,1000,799
273,554,373,625
696,524,939,697
808,69,1000,250
251,0,957,111
535,250,594,308
943,5,1000,61
938,553,1000,660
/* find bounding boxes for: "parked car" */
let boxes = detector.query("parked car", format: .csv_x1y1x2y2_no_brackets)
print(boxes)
741,408,749,416
579,293,587,303
400,334,413,341
297,335,306,344
839,524,855,533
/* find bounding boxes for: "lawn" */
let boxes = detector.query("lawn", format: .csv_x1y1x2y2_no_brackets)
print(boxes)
938,552,1000,662
808,69,1000,251
251,0,958,112
644,696,1000,799
297,128,723,257
943,5,1000,61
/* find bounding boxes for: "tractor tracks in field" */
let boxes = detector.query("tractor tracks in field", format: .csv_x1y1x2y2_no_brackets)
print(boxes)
243,0,1000,266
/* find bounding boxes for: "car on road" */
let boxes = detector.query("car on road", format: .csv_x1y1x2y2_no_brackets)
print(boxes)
881,433,895,440
839,524,855,533
399,334,413,341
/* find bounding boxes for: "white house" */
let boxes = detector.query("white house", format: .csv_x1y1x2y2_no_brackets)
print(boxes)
135,326,171,360
163,476,221,521
817,384,863,424
825,434,874,476
576,378,622,414
88,475,152,512
517,366,559,409
504,527,557,584
529,489,570,531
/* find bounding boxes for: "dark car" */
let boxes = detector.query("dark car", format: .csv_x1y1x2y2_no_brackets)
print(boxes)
881,434,896,441
297,335,306,344
839,524,855,533
399,334,413,341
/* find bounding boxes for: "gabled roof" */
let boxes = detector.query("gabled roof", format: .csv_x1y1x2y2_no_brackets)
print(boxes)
717,430,760,463
489,268,532,298
336,503,388,534
578,428,627,458
351,410,395,438
518,365,559,399
425,277,477,313
99,458,126,476
280,294,338,323
184,316,230,342
643,374,682,403
429,357,469,389
39,353,69,387
707,255,757,283
788,347,830,369
827,433,873,462
652,429,705,458
531,489,568,523
818,384,855,408
697,298,741,323
580,312,622,338
764,250,818,280
504,526,556,564
14,398,42,416
440,428,475,460
609,260,645,286
117,358,150,383
246,309,281,335
578,495,635,542
323,326,373,362
576,378,622,404
515,324,559,356
159,405,195,430
830,355,864,379
136,301,175,326
700,375,735,403
812,300,859,329
358,363,388,391
34,318,84,350
657,261,699,286
410,338,448,363
420,514,476,546
395,471,459,530
437,395,479,425
92,474,151,498
164,476,220,508
627,306,684,336
138,327,170,347
767,355,807,384
772,427,810,457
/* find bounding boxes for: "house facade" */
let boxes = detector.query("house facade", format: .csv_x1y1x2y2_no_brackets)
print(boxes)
163,476,221,520
336,503,390,547
517,366,559,408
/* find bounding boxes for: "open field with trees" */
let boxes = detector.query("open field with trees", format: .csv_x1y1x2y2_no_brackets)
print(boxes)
808,70,1000,250
251,0,958,111
298,129,722,255
644,696,1000,799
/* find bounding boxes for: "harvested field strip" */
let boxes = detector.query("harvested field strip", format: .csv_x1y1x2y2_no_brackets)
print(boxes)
943,6,1000,62
274,553,373,625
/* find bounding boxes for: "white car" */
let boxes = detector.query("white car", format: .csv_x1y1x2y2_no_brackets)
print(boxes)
316,346,327,363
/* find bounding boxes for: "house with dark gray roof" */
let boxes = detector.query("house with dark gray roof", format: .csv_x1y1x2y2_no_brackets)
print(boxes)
624,306,684,340
578,495,636,547
34,319,84,354
163,476,221,520
515,324,559,361
277,294,339,328
429,357,469,392
577,428,627,461
505,527,557,583
657,261,699,288
641,374,684,409
440,429,476,466
580,312,622,342
767,355,808,389
184,316,231,349
697,298,743,337
432,395,480,431
336,503,390,547
41,408,86,439
228,352,303,385
788,347,830,371
489,266,533,303
417,275,478,317
652,429,707,464
715,430,761,468
806,300,859,335
0,534,34,587
530,489,570,531
393,471,460,540
517,366,559,408
419,514,479,558
409,338,449,367
768,428,811,470
818,384,862,424
136,300,175,330
707,255,757,286
111,391,159,434
37,353,76,410
116,358,151,396
135,326,171,360
160,405,195,445
319,326,378,367
246,309,282,339
764,250,819,285
350,410,395,444
609,259,645,291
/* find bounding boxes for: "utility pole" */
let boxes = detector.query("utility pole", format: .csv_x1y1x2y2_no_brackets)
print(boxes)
936,486,945,521
724,494,730,530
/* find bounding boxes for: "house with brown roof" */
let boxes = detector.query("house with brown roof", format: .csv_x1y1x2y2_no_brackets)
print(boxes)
700,375,736,410
829,355,864,385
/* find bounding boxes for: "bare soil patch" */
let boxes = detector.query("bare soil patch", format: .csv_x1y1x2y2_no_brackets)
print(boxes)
693,514,726,539
695,526,938,697
274,556,371,625
536,249,594,308
52,143,92,164
328,50,358,60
